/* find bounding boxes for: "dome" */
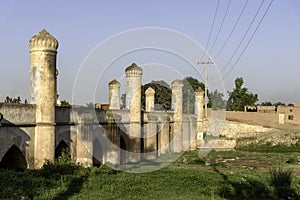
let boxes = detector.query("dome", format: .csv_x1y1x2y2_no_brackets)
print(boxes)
29,29,58,51
108,79,121,86
125,63,143,75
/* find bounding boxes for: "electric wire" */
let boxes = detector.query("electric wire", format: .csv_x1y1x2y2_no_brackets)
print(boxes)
220,0,265,73
209,0,232,54
214,0,249,59
201,0,221,61
223,0,274,79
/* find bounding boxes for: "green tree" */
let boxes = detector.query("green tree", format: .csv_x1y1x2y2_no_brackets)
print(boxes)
141,80,171,110
273,102,286,107
208,90,226,110
261,101,272,106
86,102,95,108
182,77,205,114
227,77,258,111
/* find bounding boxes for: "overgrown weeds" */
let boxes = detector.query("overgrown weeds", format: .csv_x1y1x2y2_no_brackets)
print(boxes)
269,167,298,199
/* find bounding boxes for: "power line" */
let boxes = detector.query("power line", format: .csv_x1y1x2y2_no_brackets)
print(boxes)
223,0,274,79
220,0,265,73
201,0,221,60
209,0,232,54
214,0,249,59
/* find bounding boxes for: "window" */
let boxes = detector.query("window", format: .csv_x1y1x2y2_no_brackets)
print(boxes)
290,109,293,112
288,115,294,120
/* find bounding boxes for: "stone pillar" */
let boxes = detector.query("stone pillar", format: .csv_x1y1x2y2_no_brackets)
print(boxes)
160,116,171,154
145,87,155,112
108,79,121,110
29,29,58,168
105,112,122,165
125,63,143,161
144,114,158,160
75,112,93,167
194,88,205,147
171,80,183,153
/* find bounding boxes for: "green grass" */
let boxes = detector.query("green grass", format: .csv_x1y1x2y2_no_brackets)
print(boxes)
236,141,300,153
0,150,300,199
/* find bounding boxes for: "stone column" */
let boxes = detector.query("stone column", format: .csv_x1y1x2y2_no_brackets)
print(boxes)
160,115,171,154
194,88,205,147
171,80,183,153
108,79,121,110
75,112,93,167
29,29,58,168
144,114,158,160
125,63,143,161
105,112,122,165
145,87,155,112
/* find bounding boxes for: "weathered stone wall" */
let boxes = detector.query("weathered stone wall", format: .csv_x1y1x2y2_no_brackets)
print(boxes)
226,111,278,127
0,103,36,168
208,120,300,149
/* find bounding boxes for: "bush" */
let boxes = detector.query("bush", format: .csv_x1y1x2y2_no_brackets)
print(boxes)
270,167,298,199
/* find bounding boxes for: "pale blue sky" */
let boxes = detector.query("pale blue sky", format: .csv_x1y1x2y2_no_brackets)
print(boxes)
0,0,299,105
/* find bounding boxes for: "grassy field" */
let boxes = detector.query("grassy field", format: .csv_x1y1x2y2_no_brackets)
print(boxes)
0,148,300,200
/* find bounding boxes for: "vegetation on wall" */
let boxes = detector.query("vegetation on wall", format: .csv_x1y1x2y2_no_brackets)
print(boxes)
3,96,27,104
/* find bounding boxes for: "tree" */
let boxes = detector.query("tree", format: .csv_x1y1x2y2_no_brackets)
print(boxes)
208,90,226,110
261,101,272,106
141,80,171,110
85,102,95,108
182,77,205,114
227,77,258,111
273,102,286,107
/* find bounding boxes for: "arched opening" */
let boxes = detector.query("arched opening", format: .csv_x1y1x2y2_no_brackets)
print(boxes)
120,135,127,164
93,139,103,167
0,145,27,171
55,140,69,159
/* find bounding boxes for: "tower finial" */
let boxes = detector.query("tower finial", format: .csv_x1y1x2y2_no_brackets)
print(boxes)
29,29,58,51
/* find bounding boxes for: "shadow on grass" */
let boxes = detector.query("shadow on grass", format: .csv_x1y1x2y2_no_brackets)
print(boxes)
213,166,275,200
53,175,88,200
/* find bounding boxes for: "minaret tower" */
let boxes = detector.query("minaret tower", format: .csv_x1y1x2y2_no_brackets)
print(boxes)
125,63,143,161
29,29,58,168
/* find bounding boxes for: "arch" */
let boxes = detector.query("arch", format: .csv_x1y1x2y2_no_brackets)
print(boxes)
93,139,103,167
55,140,69,159
0,145,27,171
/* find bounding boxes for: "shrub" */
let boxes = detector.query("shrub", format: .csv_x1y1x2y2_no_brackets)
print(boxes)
269,167,298,199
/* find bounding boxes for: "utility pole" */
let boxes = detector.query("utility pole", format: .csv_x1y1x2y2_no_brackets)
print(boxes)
197,59,214,119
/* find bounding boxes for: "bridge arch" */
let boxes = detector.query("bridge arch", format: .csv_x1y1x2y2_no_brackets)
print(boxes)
0,144,27,171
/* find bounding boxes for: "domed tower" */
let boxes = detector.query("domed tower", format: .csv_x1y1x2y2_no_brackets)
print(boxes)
125,63,143,161
29,29,58,168
125,63,143,110
108,79,121,110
